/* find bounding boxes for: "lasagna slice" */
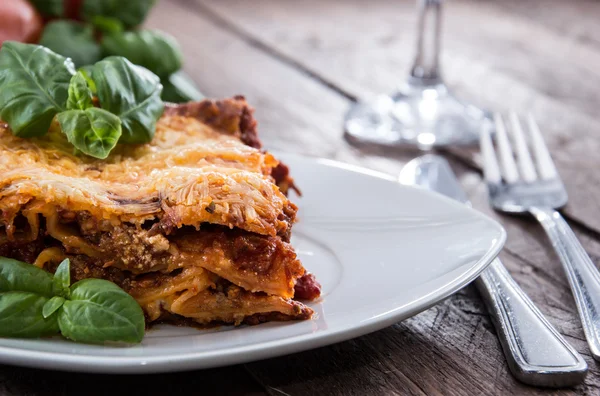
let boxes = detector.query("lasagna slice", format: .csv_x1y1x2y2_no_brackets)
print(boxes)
0,96,320,326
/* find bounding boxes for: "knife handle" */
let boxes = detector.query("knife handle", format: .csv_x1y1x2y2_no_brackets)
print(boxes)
475,259,587,387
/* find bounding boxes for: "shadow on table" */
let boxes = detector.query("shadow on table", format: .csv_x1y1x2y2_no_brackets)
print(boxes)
0,363,264,396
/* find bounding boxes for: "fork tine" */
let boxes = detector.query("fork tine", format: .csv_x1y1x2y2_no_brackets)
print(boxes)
494,113,520,183
509,112,537,182
480,123,502,183
526,114,558,180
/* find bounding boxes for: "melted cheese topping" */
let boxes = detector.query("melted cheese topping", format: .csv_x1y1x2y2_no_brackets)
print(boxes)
0,114,291,237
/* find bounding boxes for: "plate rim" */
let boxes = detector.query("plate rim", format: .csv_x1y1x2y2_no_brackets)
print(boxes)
0,153,506,373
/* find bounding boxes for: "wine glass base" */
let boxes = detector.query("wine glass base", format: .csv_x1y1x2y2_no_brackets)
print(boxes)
344,80,490,150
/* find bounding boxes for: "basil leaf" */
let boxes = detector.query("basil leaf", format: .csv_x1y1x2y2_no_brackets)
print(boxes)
42,296,65,318
161,71,204,103
0,257,54,297
101,30,182,78
53,259,71,297
66,72,94,111
0,42,75,137
81,0,156,29
78,66,97,95
91,16,124,35
0,291,60,337
28,0,63,17
39,21,102,68
57,108,122,159
58,279,145,344
92,57,164,144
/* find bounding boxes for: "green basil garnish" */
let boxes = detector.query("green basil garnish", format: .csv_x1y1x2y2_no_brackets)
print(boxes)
42,296,66,319
52,259,71,297
0,42,74,137
39,21,102,68
92,56,164,144
0,43,167,158
66,72,94,111
101,30,182,77
57,108,122,159
81,0,157,29
59,71,122,158
77,66,97,95
59,279,145,344
162,71,204,103
0,257,145,344
0,257,55,297
0,292,60,338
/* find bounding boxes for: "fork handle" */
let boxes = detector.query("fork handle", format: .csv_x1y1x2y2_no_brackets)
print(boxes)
531,206,600,361
476,259,587,387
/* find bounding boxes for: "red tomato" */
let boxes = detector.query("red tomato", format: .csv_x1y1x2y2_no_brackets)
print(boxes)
0,0,44,45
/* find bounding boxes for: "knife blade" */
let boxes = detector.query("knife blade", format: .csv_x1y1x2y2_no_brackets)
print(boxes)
399,155,587,387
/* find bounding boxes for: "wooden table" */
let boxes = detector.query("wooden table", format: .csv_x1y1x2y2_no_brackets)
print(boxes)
3,0,600,394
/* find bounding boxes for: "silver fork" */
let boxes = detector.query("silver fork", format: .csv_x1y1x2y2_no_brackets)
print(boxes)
481,112,600,360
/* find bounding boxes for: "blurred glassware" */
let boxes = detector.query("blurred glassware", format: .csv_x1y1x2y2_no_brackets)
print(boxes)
344,0,490,150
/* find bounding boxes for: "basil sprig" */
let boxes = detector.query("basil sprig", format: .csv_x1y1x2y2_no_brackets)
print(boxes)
0,292,60,338
0,42,163,159
58,71,123,159
0,257,145,344
0,42,74,137
59,279,145,344
92,57,164,144
66,72,94,111
57,108,122,159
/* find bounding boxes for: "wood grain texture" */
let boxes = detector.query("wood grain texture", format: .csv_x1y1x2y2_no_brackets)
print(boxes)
493,0,600,50
4,0,600,395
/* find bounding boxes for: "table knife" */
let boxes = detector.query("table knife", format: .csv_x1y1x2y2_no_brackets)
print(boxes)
398,155,587,387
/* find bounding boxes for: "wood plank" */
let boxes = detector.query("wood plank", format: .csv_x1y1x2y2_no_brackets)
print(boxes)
194,0,600,234
493,0,600,50
0,364,266,396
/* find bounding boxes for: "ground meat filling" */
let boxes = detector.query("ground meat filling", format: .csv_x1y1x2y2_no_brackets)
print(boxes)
74,212,173,273
0,210,319,325
72,213,304,288
0,236,46,264
2,210,315,298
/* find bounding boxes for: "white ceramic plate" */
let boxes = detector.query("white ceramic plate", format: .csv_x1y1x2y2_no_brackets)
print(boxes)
0,153,505,373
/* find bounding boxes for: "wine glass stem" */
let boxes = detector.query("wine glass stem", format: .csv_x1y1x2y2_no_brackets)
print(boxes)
410,0,443,82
